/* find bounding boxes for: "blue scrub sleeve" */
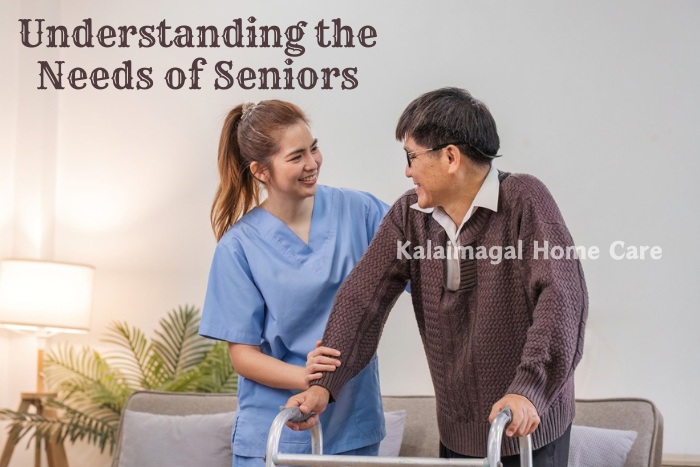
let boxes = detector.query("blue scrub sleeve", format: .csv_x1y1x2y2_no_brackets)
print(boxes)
360,191,409,292
361,191,390,240
199,239,266,345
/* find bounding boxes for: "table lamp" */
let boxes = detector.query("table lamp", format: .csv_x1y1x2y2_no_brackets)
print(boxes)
0,259,94,392
0,259,94,467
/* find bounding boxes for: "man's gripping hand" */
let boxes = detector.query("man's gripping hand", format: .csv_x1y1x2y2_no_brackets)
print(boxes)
284,385,330,431
489,393,540,437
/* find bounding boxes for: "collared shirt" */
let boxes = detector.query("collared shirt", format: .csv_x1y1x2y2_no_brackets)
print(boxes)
410,164,500,290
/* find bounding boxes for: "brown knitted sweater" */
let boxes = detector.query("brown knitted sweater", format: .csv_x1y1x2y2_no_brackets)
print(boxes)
313,172,588,457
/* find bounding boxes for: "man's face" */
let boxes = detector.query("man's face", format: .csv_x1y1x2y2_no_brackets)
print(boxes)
403,135,449,209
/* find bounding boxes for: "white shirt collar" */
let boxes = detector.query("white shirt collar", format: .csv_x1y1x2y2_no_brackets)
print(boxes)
410,164,500,243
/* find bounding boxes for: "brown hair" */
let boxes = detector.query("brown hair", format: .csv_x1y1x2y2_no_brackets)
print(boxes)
211,100,308,240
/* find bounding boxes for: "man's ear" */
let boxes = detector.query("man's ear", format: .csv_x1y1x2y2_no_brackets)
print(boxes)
445,144,463,175
250,161,268,183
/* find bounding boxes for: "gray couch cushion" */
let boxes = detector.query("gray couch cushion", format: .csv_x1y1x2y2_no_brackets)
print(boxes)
117,410,235,467
568,425,637,467
378,410,407,457
381,396,439,457
112,392,238,467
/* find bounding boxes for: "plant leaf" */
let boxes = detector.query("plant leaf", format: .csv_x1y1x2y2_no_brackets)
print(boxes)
152,305,214,377
195,341,238,393
45,344,132,413
102,321,163,389
0,305,236,454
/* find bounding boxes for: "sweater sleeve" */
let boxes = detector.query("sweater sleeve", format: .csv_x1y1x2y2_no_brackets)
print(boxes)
507,177,588,415
311,199,411,401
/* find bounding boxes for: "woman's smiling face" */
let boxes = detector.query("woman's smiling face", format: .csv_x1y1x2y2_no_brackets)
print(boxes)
259,122,323,201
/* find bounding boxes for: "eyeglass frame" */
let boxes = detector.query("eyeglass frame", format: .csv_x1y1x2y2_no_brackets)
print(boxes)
404,141,501,167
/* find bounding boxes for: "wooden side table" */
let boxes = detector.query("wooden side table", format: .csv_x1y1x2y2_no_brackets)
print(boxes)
0,393,69,467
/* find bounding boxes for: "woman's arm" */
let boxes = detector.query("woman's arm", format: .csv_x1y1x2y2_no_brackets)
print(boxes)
229,343,308,391
229,341,342,391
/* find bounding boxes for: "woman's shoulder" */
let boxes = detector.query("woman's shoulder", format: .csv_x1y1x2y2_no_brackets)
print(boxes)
319,184,386,210
217,208,266,249
320,184,373,200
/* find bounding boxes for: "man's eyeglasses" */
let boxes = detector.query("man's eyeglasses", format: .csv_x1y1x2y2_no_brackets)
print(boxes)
404,141,502,167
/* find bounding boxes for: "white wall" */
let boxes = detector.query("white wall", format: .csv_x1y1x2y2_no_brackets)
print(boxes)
1,0,699,464
0,0,20,462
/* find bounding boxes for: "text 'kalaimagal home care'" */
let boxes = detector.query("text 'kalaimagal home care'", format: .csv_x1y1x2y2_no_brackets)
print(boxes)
18,17,379,91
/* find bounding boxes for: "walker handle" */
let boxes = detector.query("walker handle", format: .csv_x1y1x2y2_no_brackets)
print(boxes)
488,406,533,467
265,407,323,467
266,406,532,467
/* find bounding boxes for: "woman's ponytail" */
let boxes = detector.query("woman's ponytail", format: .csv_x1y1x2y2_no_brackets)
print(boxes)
210,105,260,241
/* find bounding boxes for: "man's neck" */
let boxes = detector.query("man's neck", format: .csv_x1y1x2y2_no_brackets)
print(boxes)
441,164,491,226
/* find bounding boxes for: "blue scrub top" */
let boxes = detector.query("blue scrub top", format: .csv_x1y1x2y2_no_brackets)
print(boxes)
200,185,389,457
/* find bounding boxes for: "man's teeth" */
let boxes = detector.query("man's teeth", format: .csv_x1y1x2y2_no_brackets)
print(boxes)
300,175,316,181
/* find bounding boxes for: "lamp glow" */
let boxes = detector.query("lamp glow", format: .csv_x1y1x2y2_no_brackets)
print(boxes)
0,259,94,333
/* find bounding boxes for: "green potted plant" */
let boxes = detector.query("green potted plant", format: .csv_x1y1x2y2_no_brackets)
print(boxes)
0,305,236,454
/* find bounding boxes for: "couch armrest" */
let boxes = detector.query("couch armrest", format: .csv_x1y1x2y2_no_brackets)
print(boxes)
574,398,663,467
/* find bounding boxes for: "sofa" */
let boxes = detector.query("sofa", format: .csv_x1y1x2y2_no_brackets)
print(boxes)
112,391,663,467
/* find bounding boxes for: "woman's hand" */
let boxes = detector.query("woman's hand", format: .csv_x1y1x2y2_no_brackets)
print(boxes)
305,340,341,386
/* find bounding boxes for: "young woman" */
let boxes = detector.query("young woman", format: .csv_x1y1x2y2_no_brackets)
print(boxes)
199,100,387,467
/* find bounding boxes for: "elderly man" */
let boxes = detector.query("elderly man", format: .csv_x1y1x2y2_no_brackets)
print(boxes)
286,87,588,467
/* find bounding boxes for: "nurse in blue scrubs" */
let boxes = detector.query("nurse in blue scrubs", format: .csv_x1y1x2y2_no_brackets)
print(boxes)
199,100,388,467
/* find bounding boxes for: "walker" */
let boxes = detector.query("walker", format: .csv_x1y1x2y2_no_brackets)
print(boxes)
266,406,533,467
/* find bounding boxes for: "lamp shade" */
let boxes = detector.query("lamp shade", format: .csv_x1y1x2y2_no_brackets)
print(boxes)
0,259,94,332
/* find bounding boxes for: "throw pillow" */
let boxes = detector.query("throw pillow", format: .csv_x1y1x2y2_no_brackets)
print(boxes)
568,425,637,467
117,410,235,467
378,410,407,457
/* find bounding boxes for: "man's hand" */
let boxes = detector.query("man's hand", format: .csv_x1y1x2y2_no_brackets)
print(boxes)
489,394,540,437
284,386,331,431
